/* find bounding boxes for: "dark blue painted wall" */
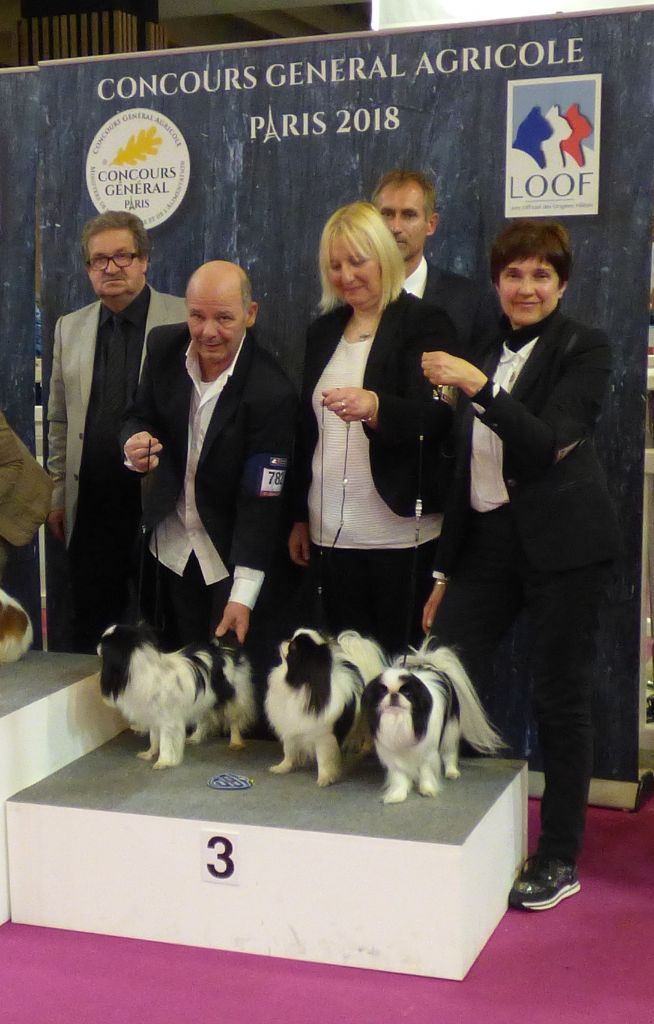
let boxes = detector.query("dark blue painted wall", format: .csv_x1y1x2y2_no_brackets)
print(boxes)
0,69,40,637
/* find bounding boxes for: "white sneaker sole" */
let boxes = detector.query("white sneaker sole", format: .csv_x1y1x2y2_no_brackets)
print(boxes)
519,879,581,911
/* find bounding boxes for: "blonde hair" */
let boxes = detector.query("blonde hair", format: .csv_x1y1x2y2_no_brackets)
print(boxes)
318,202,405,313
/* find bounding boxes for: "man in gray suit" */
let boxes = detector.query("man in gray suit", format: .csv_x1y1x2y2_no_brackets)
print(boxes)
47,211,186,651
372,169,496,350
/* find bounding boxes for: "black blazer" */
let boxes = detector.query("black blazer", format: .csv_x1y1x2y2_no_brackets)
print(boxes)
434,310,620,575
121,324,298,572
294,290,457,522
423,262,498,353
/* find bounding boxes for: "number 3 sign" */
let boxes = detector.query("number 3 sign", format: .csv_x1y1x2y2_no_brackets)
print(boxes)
202,831,240,886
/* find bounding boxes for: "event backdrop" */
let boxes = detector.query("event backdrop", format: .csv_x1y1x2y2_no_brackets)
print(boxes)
0,67,40,633
37,10,654,782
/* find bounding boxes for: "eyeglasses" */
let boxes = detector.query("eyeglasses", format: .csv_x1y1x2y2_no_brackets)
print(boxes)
87,251,139,272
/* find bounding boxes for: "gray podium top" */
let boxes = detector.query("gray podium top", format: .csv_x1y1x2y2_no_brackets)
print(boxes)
11,731,524,846
0,651,99,716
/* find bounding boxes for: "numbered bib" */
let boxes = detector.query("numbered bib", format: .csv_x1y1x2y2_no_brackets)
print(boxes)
244,453,288,497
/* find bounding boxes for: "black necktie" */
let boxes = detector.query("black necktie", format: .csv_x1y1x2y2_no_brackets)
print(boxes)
102,313,128,421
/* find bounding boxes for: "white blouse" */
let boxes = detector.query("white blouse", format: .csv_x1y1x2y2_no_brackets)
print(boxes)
308,336,442,549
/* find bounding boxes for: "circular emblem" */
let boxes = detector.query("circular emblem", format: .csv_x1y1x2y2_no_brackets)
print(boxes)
207,773,254,791
86,107,190,229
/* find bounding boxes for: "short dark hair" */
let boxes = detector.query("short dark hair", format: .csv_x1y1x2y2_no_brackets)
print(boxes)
372,169,437,218
81,211,151,262
490,220,572,284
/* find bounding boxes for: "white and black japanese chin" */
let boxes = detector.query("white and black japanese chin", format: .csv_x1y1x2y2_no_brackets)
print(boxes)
265,628,387,787
98,623,256,769
362,638,504,804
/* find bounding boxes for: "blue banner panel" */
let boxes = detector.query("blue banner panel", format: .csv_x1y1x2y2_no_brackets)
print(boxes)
0,68,40,636
39,11,654,780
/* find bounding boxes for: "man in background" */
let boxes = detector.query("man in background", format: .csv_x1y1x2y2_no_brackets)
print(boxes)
47,211,186,651
372,168,496,348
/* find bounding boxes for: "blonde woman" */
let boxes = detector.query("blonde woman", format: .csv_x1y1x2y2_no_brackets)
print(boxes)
289,202,456,652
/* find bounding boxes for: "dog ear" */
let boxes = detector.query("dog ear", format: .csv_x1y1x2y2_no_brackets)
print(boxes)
286,633,332,714
361,676,385,731
98,635,129,701
402,673,433,741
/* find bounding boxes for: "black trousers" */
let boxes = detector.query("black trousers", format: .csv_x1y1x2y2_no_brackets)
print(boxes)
310,539,437,656
159,552,232,649
431,506,610,863
68,503,140,653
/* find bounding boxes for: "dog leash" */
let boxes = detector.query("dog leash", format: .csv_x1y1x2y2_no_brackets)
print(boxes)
330,418,350,551
134,438,163,634
316,401,351,620
134,438,152,623
401,431,425,667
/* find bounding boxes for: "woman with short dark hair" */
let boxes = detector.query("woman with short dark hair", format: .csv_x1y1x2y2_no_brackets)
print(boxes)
421,219,619,912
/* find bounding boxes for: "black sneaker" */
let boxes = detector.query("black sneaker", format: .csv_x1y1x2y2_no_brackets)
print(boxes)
508,855,580,911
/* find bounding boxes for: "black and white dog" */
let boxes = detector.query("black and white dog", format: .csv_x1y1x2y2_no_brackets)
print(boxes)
362,638,504,803
98,623,256,769
265,627,387,787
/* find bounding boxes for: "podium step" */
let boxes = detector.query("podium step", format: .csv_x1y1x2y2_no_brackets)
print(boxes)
8,732,526,979
0,652,126,922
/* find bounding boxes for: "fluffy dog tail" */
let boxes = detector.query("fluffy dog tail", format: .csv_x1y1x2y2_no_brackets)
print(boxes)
336,630,389,684
404,639,505,754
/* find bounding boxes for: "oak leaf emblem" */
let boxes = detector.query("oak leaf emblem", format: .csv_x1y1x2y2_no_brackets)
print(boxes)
111,127,162,166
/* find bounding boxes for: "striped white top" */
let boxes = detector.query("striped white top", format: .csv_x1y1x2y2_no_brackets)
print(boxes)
308,336,441,549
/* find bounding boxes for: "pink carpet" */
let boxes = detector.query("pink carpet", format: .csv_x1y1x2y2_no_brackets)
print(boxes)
1,795,652,1024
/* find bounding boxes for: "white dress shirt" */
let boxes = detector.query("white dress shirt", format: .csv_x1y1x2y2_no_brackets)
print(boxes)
151,338,264,609
403,256,428,299
470,337,539,512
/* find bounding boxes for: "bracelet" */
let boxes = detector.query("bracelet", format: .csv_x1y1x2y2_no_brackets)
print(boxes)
363,391,379,423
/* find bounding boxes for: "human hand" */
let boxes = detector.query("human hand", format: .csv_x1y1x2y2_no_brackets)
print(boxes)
321,386,378,425
289,521,311,567
215,602,251,644
422,580,448,634
124,431,162,472
421,352,487,398
47,508,65,542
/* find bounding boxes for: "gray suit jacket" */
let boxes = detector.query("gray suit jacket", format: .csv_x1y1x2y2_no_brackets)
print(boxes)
47,286,187,544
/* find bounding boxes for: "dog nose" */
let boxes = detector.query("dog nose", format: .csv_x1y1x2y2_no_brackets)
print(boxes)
389,693,400,706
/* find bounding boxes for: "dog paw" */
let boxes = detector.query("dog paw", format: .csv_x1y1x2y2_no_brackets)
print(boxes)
444,766,461,780
317,773,339,787
186,732,203,746
269,762,293,774
418,781,439,797
152,759,180,770
383,789,408,804
136,750,155,761
229,739,246,751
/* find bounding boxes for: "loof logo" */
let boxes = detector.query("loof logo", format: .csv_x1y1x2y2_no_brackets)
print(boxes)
505,75,601,218
86,107,190,228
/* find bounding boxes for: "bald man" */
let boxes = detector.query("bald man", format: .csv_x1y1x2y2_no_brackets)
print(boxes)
122,261,297,646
